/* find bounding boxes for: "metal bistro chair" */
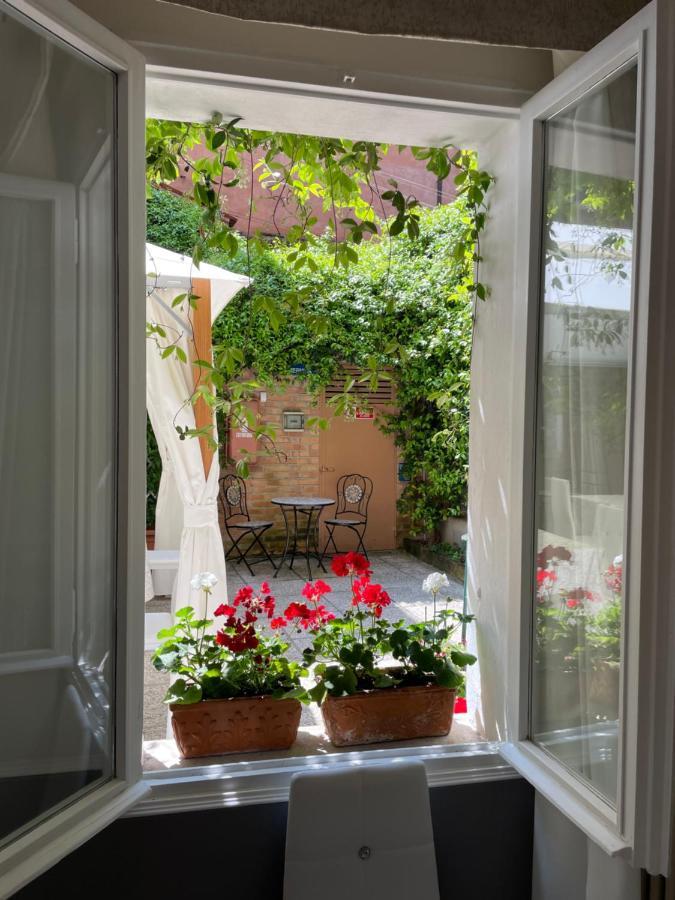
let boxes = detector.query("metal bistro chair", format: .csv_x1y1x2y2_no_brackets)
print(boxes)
321,473,373,561
218,474,277,577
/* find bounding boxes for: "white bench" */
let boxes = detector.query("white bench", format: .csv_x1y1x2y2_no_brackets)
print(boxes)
146,549,180,573
145,549,180,651
146,549,180,599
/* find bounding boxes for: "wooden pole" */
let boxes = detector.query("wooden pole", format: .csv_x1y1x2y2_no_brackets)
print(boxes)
191,277,215,479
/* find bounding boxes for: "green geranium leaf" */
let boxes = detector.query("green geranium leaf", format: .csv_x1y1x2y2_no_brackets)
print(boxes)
450,648,477,668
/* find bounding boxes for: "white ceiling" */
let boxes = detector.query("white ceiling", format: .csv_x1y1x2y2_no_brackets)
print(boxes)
147,68,515,149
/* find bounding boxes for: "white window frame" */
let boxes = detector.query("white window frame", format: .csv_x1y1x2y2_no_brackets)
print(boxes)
135,8,673,876
0,0,147,895
501,0,675,875
1,0,674,891
0,172,76,663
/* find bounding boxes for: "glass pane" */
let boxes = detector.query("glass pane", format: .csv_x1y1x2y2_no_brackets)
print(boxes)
0,8,116,843
531,64,638,804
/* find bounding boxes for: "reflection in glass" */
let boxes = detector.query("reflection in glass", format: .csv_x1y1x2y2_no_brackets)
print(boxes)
0,9,116,843
531,64,638,804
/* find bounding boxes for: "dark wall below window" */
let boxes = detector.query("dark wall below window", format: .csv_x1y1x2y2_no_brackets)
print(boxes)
15,778,534,900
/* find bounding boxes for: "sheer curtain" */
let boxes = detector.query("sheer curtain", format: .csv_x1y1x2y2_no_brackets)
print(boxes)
146,286,228,618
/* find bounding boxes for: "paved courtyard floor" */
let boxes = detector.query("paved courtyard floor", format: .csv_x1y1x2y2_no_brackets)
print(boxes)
143,550,465,743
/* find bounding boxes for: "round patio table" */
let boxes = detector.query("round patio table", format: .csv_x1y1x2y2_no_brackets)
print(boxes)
271,496,335,581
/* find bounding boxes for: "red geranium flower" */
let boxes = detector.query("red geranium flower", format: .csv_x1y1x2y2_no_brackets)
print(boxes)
536,569,557,588
351,578,365,606
214,603,236,617
284,602,310,621
233,584,276,619
604,562,623,595
284,600,335,630
362,582,391,610
302,579,332,601
331,551,372,578
351,576,391,615
260,595,276,619
233,585,254,606
216,618,259,653
270,617,287,630
311,605,335,627
566,598,581,609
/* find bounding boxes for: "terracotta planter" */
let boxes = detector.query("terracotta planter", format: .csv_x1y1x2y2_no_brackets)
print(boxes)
321,684,456,747
170,695,301,759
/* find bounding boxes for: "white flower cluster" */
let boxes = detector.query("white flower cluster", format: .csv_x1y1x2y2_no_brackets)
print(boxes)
190,571,218,591
422,572,450,595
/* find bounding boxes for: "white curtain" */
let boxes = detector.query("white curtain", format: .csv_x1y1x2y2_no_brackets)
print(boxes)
146,286,227,618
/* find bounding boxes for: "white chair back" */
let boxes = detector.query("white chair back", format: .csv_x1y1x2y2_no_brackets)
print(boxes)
284,761,440,900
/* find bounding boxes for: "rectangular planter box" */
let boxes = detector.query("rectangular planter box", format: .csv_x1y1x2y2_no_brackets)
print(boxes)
321,684,456,747
403,538,465,583
170,695,301,759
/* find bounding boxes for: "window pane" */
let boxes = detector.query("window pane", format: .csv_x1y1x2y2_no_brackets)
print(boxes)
0,8,116,843
531,64,637,804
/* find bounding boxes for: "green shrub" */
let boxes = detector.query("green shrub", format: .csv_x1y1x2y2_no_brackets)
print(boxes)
146,189,472,535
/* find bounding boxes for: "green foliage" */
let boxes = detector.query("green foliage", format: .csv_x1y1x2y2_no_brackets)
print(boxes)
146,191,475,532
546,168,634,230
152,598,307,704
213,202,473,531
429,541,466,564
146,415,161,528
145,121,494,533
295,567,476,703
146,118,439,271
146,185,202,254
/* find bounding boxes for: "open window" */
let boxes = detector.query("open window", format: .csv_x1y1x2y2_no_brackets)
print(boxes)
500,0,674,875
0,0,146,895
0,0,673,893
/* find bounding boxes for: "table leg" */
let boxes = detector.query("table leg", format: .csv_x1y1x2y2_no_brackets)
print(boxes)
274,504,292,579
303,506,316,581
289,506,299,573
312,508,328,574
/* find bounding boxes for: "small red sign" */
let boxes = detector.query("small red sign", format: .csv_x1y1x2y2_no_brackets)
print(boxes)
355,408,374,419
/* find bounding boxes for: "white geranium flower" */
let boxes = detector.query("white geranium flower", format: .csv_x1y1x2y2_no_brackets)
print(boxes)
190,571,218,591
422,572,450,595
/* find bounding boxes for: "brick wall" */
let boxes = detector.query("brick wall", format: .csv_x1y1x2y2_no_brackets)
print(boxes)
219,379,411,557
220,380,408,552
219,380,320,552
169,146,453,239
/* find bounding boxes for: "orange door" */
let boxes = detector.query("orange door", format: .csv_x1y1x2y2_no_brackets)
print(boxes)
318,401,398,552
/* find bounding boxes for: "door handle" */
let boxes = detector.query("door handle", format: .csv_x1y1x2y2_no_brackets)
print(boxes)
319,466,336,472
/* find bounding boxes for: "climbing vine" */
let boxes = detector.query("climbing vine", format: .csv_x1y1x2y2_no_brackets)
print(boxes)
145,119,494,534
148,193,477,533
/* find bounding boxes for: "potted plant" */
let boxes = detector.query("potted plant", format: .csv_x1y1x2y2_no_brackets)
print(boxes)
277,552,476,747
152,573,306,758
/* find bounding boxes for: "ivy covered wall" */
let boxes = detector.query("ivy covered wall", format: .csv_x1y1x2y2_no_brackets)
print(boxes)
147,187,472,537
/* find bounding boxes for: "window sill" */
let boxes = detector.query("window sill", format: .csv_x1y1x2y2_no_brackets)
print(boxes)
133,720,515,816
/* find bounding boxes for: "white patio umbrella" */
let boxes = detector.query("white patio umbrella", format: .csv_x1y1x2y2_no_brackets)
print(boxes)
145,242,249,617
